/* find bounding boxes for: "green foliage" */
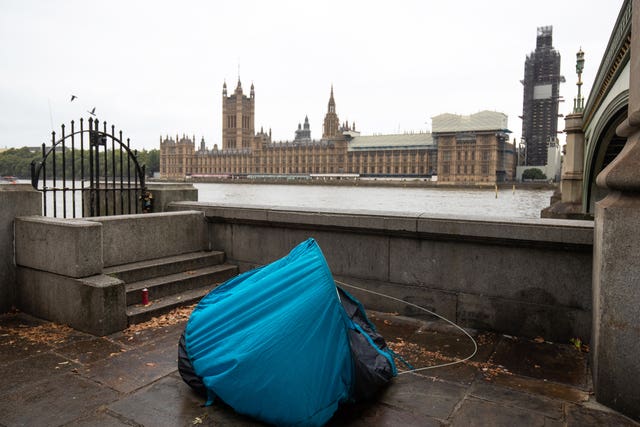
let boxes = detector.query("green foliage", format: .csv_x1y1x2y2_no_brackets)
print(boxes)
0,146,159,179
522,168,547,180
0,148,41,178
136,149,160,175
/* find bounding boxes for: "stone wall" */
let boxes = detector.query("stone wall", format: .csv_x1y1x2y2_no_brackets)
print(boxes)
13,210,208,335
0,185,41,313
170,202,594,343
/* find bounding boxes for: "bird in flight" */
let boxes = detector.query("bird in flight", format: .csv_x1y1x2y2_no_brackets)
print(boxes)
70,95,77,102
88,107,96,116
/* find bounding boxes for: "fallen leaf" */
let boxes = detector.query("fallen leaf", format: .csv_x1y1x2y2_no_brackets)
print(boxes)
145,362,156,367
533,336,545,343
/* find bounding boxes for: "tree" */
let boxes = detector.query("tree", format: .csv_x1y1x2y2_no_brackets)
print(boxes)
522,168,547,180
0,148,41,178
136,149,160,176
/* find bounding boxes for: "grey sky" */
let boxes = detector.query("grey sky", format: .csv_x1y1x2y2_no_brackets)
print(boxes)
0,0,623,151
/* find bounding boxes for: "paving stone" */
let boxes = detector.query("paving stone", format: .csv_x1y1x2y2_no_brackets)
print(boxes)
0,313,93,361
408,331,499,386
0,333,53,365
565,403,639,426
0,351,79,395
373,316,499,385
490,336,588,388
61,410,134,426
330,402,443,426
110,321,186,349
55,337,126,364
108,375,263,427
1,311,636,427
84,336,178,394
0,373,118,427
0,312,47,329
488,372,590,404
379,373,467,420
449,396,555,427
469,381,564,420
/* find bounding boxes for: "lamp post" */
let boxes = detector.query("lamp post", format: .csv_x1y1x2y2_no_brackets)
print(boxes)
519,138,527,166
574,49,585,113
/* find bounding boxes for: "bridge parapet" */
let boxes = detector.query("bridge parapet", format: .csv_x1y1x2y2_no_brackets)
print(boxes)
171,201,594,344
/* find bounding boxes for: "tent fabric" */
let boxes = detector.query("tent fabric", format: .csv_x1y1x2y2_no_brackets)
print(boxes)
179,238,396,426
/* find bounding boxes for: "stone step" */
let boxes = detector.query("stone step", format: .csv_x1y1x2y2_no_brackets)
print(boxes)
104,251,226,283
126,286,213,325
125,264,238,306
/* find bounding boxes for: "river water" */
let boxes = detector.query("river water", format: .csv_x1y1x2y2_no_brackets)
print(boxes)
12,179,552,219
194,183,554,219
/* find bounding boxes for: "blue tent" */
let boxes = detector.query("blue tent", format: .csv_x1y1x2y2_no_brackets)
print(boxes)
179,238,396,426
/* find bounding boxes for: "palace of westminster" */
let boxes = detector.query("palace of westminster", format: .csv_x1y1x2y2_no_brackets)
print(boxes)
160,79,516,184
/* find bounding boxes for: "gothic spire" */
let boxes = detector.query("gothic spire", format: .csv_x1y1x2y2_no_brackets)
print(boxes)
328,85,336,113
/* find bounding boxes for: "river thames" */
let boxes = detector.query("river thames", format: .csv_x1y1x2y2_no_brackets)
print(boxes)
21,180,554,219
193,183,554,219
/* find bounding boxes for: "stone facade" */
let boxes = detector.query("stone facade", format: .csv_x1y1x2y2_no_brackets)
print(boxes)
433,112,516,184
160,82,515,184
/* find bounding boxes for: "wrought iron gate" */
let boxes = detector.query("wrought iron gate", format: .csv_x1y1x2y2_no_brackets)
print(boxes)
31,118,147,218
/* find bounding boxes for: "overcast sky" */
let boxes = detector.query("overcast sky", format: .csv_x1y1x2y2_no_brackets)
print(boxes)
0,0,624,151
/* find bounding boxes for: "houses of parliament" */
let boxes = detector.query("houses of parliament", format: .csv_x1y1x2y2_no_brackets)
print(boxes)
159,80,515,184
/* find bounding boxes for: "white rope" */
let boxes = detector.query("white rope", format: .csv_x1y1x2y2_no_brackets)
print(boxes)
335,279,478,374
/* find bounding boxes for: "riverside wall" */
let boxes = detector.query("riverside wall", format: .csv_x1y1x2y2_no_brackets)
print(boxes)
0,185,41,312
170,201,594,343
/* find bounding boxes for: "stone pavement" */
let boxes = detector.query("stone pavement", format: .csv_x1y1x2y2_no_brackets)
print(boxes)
0,309,638,427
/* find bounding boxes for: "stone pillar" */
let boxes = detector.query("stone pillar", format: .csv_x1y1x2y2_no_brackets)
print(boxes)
146,182,198,213
591,0,640,420
0,184,42,313
561,113,585,204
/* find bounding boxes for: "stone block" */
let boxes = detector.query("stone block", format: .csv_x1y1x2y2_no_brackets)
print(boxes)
209,222,233,254
457,292,591,342
87,211,208,266
416,215,593,246
333,275,457,321
147,182,198,213
228,223,289,266
17,267,126,336
85,333,178,393
450,397,555,426
0,373,118,427
306,230,389,280
380,373,466,420
15,216,103,278
592,194,640,421
0,185,41,313
389,237,592,309
469,381,564,420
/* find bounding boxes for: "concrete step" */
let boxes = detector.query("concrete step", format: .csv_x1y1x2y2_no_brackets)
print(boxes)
126,286,213,325
104,251,225,283
125,264,238,306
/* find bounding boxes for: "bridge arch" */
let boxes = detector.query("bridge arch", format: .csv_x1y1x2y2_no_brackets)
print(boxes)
584,90,628,213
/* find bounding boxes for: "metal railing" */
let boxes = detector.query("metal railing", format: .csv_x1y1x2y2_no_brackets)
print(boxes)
31,118,147,218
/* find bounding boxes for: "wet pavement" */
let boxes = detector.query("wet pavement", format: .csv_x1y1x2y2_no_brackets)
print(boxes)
1,309,638,427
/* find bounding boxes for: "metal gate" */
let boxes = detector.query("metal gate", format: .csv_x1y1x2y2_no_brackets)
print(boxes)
31,118,147,218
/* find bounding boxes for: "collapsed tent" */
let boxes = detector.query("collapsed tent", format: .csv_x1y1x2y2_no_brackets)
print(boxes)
178,238,396,426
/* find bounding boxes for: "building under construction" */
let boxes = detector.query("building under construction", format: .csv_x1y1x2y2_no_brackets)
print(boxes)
521,26,563,166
